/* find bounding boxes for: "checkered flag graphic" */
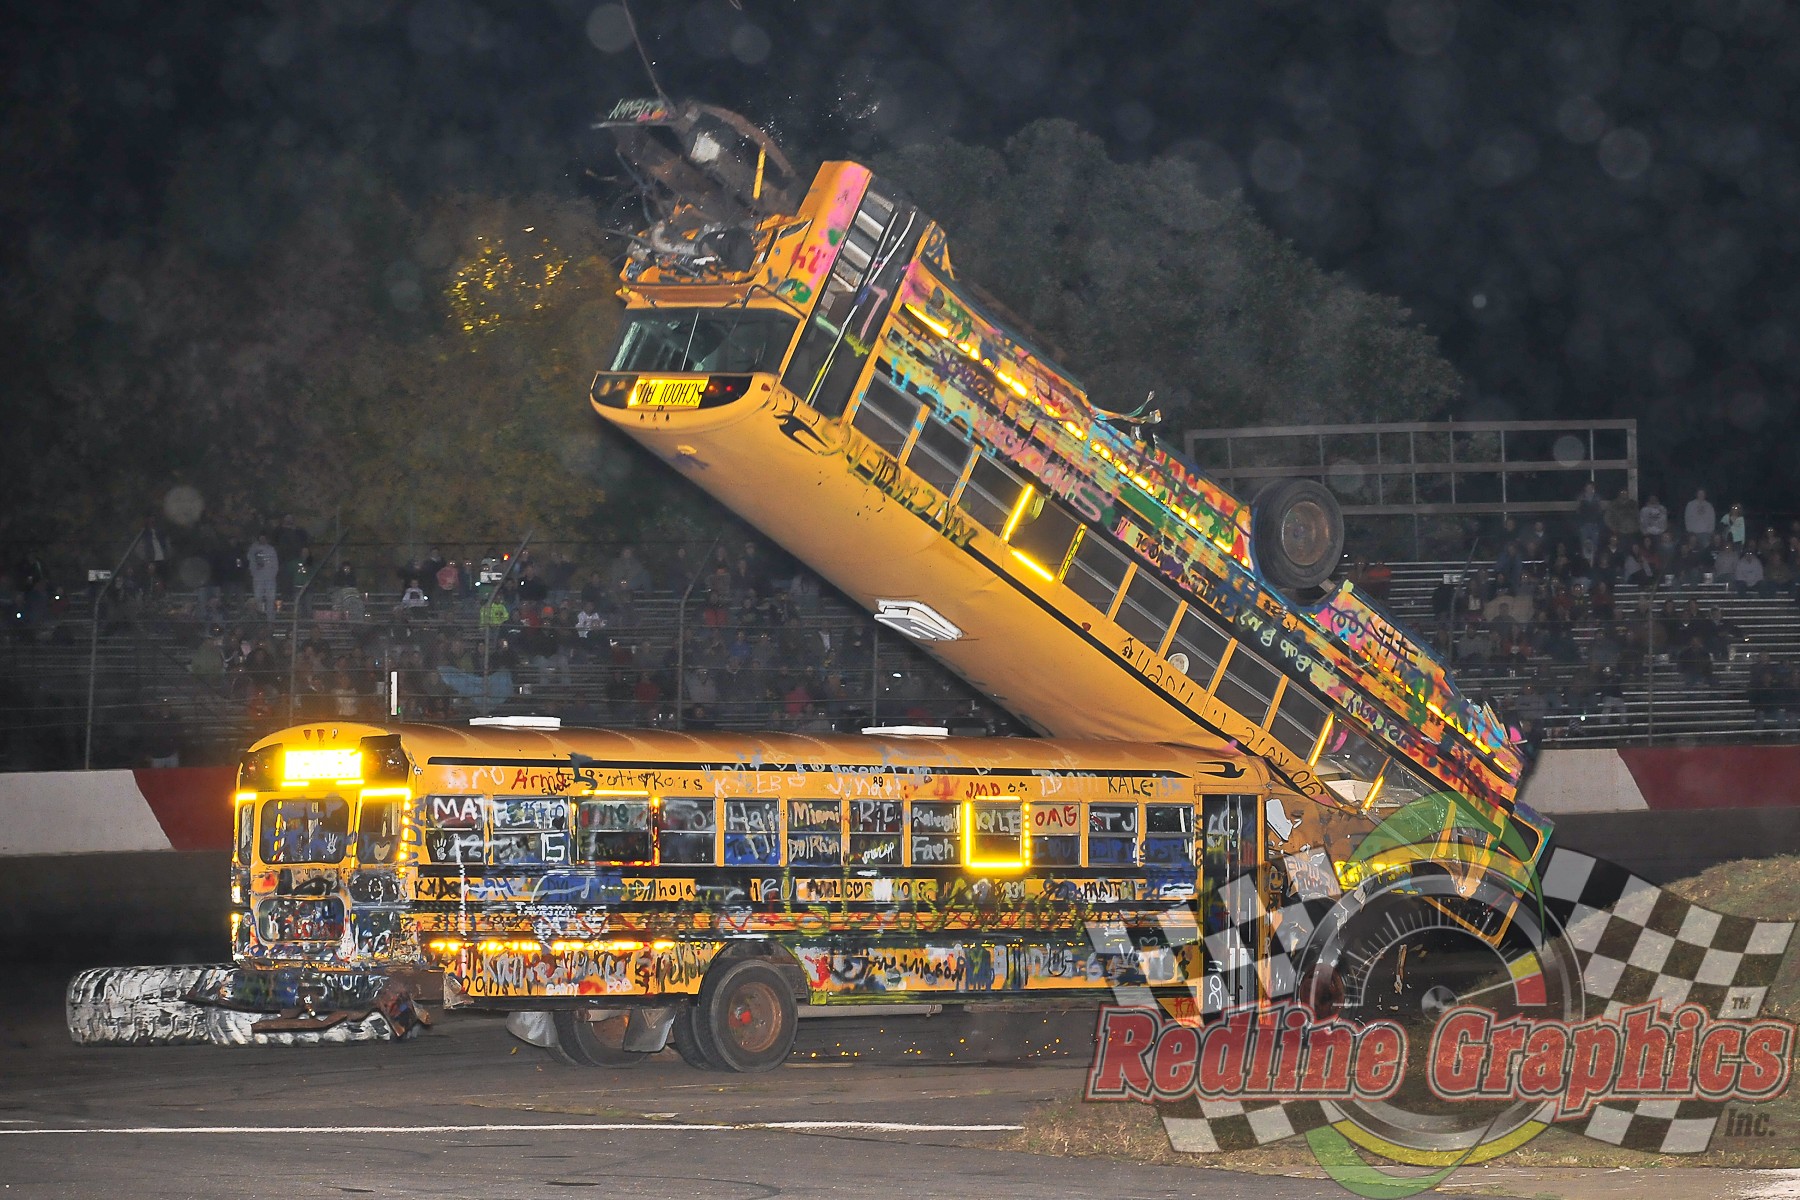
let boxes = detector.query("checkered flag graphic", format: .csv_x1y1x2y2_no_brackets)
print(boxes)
1535,846,1795,1154
1088,847,1796,1156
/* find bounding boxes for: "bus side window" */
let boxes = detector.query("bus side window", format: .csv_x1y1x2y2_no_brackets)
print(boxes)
490,796,570,866
1143,804,1195,868
849,373,920,457
356,796,402,865
848,800,902,866
968,801,1023,866
235,801,254,866
787,798,842,866
1268,685,1331,761
1028,802,1081,867
1087,803,1138,867
420,794,485,865
1007,494,1081,580
1117,570,1182,654
904,414,972,497
1213,642,1283,729
1064,530,1132,616
659,798,717,865
575,797,652,864
958,456,1027,535
910,801,960,866
1167,607,1229,686
723,800,780,866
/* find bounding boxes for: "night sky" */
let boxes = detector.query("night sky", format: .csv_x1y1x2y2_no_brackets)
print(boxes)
7,0,1798,515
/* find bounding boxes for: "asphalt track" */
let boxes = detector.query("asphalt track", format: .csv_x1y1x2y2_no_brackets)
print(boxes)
0,968,1548,1200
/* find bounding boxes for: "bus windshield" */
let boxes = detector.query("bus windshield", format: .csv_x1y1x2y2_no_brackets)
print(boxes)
609,309,796,374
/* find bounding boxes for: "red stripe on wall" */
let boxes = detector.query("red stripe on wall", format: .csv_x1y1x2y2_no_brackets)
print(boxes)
131,767,237,851
1617,746,1800,810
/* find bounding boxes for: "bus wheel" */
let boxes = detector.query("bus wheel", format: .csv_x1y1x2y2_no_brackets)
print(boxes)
670,1002,721,1070
1251,478,1344,594
551,1009,647,1068
698,960,797,1073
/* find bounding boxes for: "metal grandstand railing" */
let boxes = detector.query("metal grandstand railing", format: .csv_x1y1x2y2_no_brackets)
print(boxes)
1183,419,1639,559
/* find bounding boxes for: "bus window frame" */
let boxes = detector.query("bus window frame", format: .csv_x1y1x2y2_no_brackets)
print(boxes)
908,799,961,868
723,797,782,867
419,793,487,866
607,307,800,377
257,793,352,867
574,793,656,866
786,796,845,868
658,796,720,866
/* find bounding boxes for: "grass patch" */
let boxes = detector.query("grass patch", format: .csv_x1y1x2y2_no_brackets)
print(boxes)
1009,855,1800,1174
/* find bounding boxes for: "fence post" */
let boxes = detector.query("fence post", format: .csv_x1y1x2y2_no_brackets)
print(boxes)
675,537,724,731
1645,581,1657,744
84,528,147,770
870,625,879,726
289,529,348,725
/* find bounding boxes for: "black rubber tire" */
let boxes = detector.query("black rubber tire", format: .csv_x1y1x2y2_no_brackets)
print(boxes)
669,1002,721,1070
1251,477,1345,593
551,1009,648,1068
697,959,797,1074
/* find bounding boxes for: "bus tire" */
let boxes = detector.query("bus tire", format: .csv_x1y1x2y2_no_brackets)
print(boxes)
65,965,233,1046
1251,478,1344,594
670,1002,721,1070
697,959,797,1074
551,1009,647,1068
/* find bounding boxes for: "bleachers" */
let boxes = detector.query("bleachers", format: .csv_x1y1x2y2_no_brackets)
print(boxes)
8,557,1796,770
1361,562,1800,746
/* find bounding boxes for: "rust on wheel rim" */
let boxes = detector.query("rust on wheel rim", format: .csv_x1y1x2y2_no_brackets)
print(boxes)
1280,499,1333,568
722,980,781,1055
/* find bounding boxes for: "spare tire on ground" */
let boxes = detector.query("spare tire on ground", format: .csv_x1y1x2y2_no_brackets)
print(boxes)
66,965,235,1046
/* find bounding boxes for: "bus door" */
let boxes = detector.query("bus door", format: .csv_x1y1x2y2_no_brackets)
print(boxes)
1199,793,1264,1015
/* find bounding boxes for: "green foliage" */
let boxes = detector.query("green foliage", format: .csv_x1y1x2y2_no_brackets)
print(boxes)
1,178,635,562
877,121,1460,430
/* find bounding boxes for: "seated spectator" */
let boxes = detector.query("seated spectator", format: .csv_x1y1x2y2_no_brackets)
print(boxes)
398,578,429,614
1588,624,1624,672
1589,578,1615,621
1493,540,1524,595
1713,537,1740,583
1735,548,1766,594
1676,634,1715,686
189,626,227,680
1766,550,1795,596
1710,604,1746,652
1622,538,1660,586
1605,488,1640,541
1677,535,1712,585
1678,599,1714,650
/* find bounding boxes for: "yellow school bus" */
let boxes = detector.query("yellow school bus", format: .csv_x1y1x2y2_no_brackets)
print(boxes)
226,716,1548,1070
588,99,1523,829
